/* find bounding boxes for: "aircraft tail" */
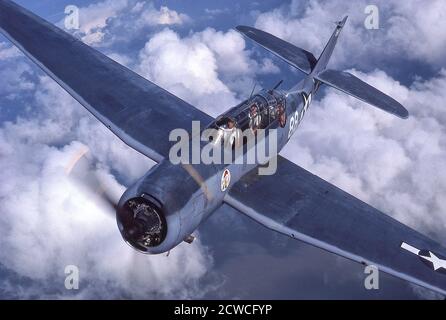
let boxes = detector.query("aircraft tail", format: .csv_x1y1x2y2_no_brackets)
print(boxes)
237,17,409,119
311,16,408,119
312,16,348,75
236,17,347,76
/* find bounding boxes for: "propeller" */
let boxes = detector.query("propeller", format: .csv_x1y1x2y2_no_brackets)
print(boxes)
65,146,121,217
64,146,173,259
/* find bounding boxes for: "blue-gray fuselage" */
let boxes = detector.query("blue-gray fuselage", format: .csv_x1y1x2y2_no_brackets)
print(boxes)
117,76,320,254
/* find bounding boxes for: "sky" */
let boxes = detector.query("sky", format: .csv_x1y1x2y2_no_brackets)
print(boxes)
0,0,446,299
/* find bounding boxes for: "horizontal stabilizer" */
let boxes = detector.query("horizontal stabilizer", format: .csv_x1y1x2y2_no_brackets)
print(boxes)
315,69,409,119
236,25,317,74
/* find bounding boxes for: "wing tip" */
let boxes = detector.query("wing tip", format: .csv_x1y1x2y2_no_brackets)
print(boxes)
336,16,348,28
399,107,410,119
235,25,253,35
393,102,409,119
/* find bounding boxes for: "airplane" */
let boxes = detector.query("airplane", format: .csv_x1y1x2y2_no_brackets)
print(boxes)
1,0,445,297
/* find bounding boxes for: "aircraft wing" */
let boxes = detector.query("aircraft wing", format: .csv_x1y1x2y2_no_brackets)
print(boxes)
0,0,212,162
225,156,446,296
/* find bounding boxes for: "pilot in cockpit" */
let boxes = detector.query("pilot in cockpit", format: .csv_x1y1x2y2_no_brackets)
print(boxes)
215,118,238,148
248,104,261,133
278,103,286,128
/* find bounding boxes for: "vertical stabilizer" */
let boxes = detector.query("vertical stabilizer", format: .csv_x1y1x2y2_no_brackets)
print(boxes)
312,16,348,75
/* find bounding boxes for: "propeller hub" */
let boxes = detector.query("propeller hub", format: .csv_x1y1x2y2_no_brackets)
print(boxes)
117,196,167,252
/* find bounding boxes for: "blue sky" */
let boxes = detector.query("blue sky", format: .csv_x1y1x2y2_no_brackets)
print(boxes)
0,0,446,299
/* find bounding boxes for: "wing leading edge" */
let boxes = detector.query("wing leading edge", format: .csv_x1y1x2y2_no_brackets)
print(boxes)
0,0,212,162
225,156,446,296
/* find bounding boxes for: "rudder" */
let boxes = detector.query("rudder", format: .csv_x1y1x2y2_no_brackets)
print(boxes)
312,16,348,75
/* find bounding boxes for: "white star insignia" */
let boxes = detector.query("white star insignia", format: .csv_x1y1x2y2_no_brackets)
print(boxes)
401,242,446,272
419,251,446,271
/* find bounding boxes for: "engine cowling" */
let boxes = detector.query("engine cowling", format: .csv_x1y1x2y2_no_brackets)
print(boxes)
116,159,221,254
117,195,167,252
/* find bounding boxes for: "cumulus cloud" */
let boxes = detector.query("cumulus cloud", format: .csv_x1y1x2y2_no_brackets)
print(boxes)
136,28,278,115
254,0,446,68
135,4,190,27
0,62,36,98
0,42,21,60
68,0,129,45
67,0,191,45
138,28,236,112
0,75,214,299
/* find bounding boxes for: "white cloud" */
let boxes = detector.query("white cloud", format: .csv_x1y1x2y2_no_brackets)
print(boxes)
77,0,128,34
66,0,190,45
0,42,21,60
136,5,190,27
198,28,253,77
254,0,446,67
0,76,214,298
137,27,279,116
74,0,128,45
136,27,280,116
0,62,36,97
137,28,237,116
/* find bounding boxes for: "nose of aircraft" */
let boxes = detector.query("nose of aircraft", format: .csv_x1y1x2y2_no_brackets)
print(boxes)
117,196,167,252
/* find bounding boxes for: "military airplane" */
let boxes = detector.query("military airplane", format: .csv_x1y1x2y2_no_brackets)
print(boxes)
1,0,445,296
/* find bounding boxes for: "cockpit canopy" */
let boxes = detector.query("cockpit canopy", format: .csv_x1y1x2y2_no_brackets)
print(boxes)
207,89,287,148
